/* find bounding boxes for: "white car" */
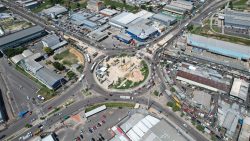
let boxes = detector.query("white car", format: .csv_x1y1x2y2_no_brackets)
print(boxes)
37,95,45,100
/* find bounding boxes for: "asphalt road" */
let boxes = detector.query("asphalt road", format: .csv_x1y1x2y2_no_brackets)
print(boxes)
0,0,228,140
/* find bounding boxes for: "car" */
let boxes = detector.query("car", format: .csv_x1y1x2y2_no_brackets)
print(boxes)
47,106,52,110
37,95,45,100
101,120,105,124
88,128,93,133
80,134,83,139
93,126,97,130
102,115,106,118
76,137,81,141
97,122,102,127
91,138,95,141
0,135,6,139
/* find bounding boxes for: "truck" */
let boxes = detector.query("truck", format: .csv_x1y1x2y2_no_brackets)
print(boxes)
18,111,29,118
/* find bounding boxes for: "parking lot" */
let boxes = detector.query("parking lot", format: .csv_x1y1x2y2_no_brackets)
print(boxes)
57,108,130,141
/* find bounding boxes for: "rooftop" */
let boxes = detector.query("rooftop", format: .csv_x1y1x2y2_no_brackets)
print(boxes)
224,9,250,28
152,13,176,23
0,25,44,49
193,90,211,110
187,34,250,60
230,78,249,101
42,4,67,16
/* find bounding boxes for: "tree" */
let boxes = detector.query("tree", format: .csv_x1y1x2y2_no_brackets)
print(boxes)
67,71,76,80
147,6,153,12
140,4,146,10
196,125,205,132
229,1,233,9
187,24,194,31
172,104,181,112
167,101,174,107
43,47,53,55
53,62,65,71
76,2,81,8
170,87,176,92
25,123,32,128
153,90,159,96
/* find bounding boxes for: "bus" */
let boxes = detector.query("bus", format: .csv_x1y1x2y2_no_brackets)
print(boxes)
33,129,42,136
90,62,97,72
172,95,181,105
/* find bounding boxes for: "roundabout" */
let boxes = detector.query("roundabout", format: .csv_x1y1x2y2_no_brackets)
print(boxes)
92,54,151,93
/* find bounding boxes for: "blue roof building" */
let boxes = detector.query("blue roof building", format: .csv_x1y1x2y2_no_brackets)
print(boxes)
187,34,250,60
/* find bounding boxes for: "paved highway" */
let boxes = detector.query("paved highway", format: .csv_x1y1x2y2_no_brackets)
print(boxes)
0,0,228,140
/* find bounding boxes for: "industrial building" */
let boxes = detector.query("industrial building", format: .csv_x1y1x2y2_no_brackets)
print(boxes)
87,0,105,12
192,91,211,112
230,78,249,101
109,10,154,29
152,13,177,26
224,9,250,29
70,11,98,29
0,25,46,50
19,53,65,89
114,33,132,44
187,34,250,60
110,114,189,141
99,8,118,17
16,0,39,9
176,64,231,93
238,117,250,141
42,4,67,18
41,34,67,50
163,0,193,15
126,19,159,42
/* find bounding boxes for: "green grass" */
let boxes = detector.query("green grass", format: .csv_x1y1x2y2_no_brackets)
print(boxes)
191,25,250,46
54,49,78,66
85,102,135,112
233,0,248,5
32,0,53,13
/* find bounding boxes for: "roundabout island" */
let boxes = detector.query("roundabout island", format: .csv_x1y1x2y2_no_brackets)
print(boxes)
93,54,150,92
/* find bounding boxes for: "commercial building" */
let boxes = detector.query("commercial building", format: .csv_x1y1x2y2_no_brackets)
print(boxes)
176,64,231,93
85,105,106,118
152,13,177,26
238,117,250,141
0,25,46,50
42,4,67,18
111,114,189,141
230,78,249,101
41,34,67,50
87,0,105,12
16,0,39,9
224,9,250,29
126,19,159,42
88,30,108,42
187,34,250,60
222,110,240,138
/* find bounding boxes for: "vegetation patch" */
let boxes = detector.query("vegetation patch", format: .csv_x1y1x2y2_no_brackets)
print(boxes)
4,47,26,58
103,0,139,12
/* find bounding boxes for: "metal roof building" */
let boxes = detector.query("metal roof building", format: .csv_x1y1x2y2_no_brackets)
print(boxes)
224,9,250,29
176,70,230,93
116,114,189,141
99,8,118,17
163,4,187,15
222,111,239,137
0,25,46,50
42,4,67,16
36,67,64,89
152,13,177,25
171,0,194,11
187,34,250,60
230,78,249,101
238,117,250,141
41,34,60,47
126,19,159,42
193,91,211,111
85,105,106,118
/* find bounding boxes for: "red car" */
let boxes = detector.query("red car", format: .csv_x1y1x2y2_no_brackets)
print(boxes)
93,126,97,130
102,120,106,124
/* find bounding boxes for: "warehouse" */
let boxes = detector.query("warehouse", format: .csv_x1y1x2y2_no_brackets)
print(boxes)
230,78,249,101
42,4,67,18
163,4,187,15
126,19,159,42
114,34,132,44
109,10,154,29
187,34,250,60
88,30,108,42
99,8,118,17
152,13,177,26
224,9,250,29
111,114,189,141
0,25,46,50
171,0,194,11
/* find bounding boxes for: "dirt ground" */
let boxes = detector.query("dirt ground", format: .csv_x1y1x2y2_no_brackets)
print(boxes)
69,47,85,64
